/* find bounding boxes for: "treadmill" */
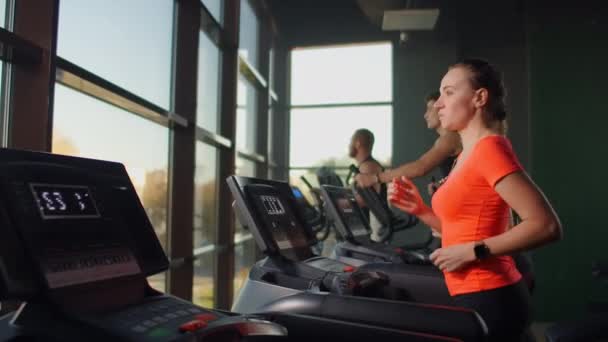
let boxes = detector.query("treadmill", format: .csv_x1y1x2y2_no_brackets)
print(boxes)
0,148,435,342
227,175,488,341
290,186,330,242
320,184,432,265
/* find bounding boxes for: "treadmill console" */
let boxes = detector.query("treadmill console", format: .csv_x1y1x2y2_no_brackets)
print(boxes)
0,149,287,341
0,149,167,297
228,176,315,261
321,185,370,240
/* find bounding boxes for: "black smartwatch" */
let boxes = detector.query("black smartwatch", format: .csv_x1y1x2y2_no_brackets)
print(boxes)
474,241,491,260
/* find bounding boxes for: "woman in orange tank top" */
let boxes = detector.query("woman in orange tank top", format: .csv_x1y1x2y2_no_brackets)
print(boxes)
388,59,562,341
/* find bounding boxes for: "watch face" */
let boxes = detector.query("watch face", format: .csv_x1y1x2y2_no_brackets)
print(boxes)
475,243,490,260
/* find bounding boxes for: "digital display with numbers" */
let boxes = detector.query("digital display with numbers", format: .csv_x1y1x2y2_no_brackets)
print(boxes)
30,184,100,219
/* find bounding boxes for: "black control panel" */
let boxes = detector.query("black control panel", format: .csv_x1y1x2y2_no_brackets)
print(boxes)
228,176,316,261
0,150,168,295
0,149,287,341
247,184,313,261
321,185,370,240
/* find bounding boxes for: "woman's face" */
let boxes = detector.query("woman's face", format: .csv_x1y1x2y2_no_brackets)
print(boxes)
434,67,478,131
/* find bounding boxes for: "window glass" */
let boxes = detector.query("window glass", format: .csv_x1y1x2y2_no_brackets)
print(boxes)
289,105,393,167
201,0,222,25
233,239,256,299
197,32,221,132
193,252,215,308
0,0,6,28
0,0,7,142
52,84,169,251
194,142,218,248
193,142,218,306
238,0,259,68
57,0,174,108
0,62,6,146
269,47,275,90
236,77,258,152
291,43,392,105
267,103,275,162
234,157,255,237
233,157,256,299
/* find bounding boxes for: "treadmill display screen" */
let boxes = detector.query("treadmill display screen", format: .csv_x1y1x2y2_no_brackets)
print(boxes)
332,193,368,237
30,184,100,219
250,190,309,251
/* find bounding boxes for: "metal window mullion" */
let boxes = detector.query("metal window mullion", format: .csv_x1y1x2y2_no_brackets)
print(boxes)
55,58,184,128
167,0,199,300
254,17,270,181
215,0,240,311
195,126,232,149
237,149,265,163
8,0,57,152
239,55,267,90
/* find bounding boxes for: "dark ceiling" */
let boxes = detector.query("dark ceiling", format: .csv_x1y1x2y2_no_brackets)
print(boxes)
263,0,528,47
266,0,443,35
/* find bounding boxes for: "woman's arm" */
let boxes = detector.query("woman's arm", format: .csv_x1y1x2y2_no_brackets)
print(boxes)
357,133,460,187
483,171,563,256
378,133,460,183
430,171,562,273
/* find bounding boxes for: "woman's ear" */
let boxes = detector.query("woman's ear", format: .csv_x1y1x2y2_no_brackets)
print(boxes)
473,88,489,108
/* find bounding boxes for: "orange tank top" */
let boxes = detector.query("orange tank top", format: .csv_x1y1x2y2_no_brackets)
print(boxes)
432,135,523,296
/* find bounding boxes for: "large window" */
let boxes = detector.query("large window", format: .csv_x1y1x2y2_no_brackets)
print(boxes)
55,0,176,295
291,43,392,106
290,106,392,167
289,42,393,191
52,84,170,291
57,0,174,109
3,0,275,312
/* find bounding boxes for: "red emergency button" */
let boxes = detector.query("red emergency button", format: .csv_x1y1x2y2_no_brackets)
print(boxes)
179,320,207,333
394,248,404,254
343,265,355,272
195,313,218,322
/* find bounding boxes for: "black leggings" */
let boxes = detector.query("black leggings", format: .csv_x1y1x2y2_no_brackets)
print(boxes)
453,280,532,342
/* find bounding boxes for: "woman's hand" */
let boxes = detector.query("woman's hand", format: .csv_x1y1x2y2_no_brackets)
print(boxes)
388,176,428,215
429,242,477,272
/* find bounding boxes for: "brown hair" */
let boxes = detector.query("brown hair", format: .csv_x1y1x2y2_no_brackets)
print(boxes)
450,59,508,134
